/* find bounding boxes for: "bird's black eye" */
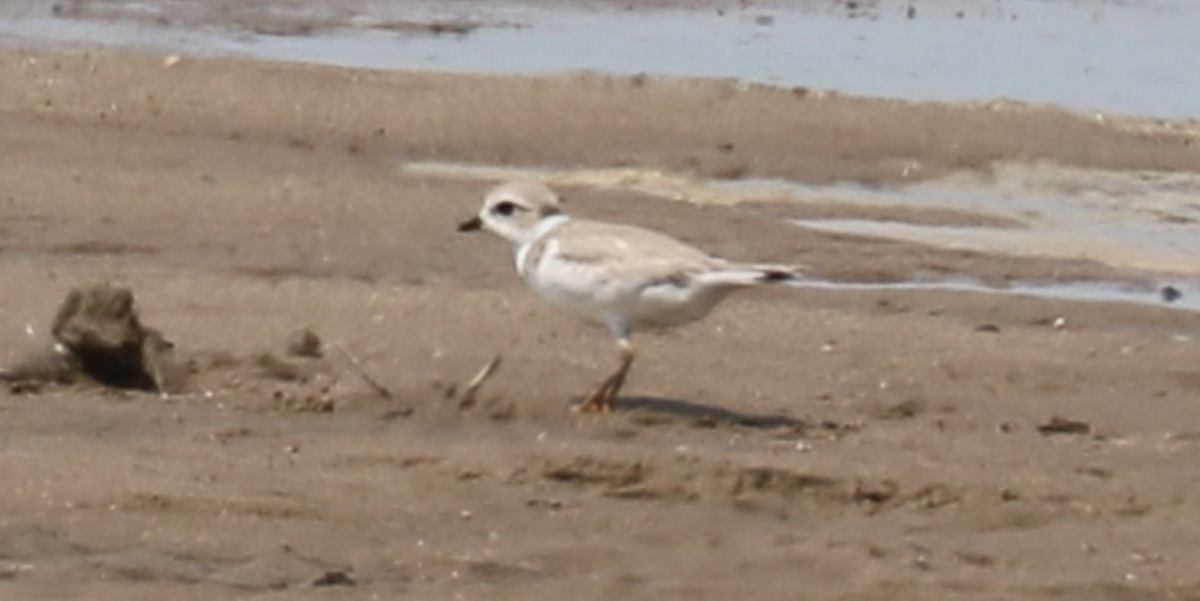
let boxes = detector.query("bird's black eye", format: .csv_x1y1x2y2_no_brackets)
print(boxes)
494,201,519,216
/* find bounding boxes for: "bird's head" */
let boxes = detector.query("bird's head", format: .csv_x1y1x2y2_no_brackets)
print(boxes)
458,180,565,245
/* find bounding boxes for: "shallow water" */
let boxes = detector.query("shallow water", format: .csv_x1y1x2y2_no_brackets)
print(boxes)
1,0,1200,119
783,163,1200,275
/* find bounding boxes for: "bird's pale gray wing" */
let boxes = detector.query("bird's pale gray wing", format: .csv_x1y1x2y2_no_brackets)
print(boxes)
550,220,722,285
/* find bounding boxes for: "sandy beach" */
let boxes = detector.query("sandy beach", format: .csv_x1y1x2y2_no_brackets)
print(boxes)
3,4,1200,598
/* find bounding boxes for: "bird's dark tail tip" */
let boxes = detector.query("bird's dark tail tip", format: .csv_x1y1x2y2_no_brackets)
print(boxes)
758,267,800,283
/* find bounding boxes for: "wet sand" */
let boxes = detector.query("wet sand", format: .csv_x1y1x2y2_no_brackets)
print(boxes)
2,46,1200,600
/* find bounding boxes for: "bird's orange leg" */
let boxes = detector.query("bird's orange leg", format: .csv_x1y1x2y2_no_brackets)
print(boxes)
576,338,635,413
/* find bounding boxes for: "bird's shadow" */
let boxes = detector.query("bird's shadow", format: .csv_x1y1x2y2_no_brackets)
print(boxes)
580,395,807,431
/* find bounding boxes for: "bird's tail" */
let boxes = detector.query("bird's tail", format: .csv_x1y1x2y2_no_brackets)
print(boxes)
697,263,804,287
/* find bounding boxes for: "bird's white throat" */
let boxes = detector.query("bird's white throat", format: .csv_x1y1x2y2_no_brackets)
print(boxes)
514,214,571,276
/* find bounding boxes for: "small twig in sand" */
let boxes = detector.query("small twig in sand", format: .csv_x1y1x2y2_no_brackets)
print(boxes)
457,354,503,409
332,343,393,400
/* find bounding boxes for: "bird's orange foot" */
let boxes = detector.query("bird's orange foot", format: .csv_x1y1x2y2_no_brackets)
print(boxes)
573,394,614,413
574,380,618,413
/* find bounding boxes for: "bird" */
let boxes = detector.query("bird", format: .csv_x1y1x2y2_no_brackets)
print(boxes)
457,180,800,412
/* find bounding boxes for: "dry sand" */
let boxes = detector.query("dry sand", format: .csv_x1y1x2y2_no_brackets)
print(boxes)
2,48,1200,600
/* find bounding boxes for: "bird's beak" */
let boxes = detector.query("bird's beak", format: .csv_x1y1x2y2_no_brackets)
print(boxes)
457,216,483,232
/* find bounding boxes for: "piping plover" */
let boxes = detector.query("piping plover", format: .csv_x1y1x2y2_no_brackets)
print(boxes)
458,180,800,412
